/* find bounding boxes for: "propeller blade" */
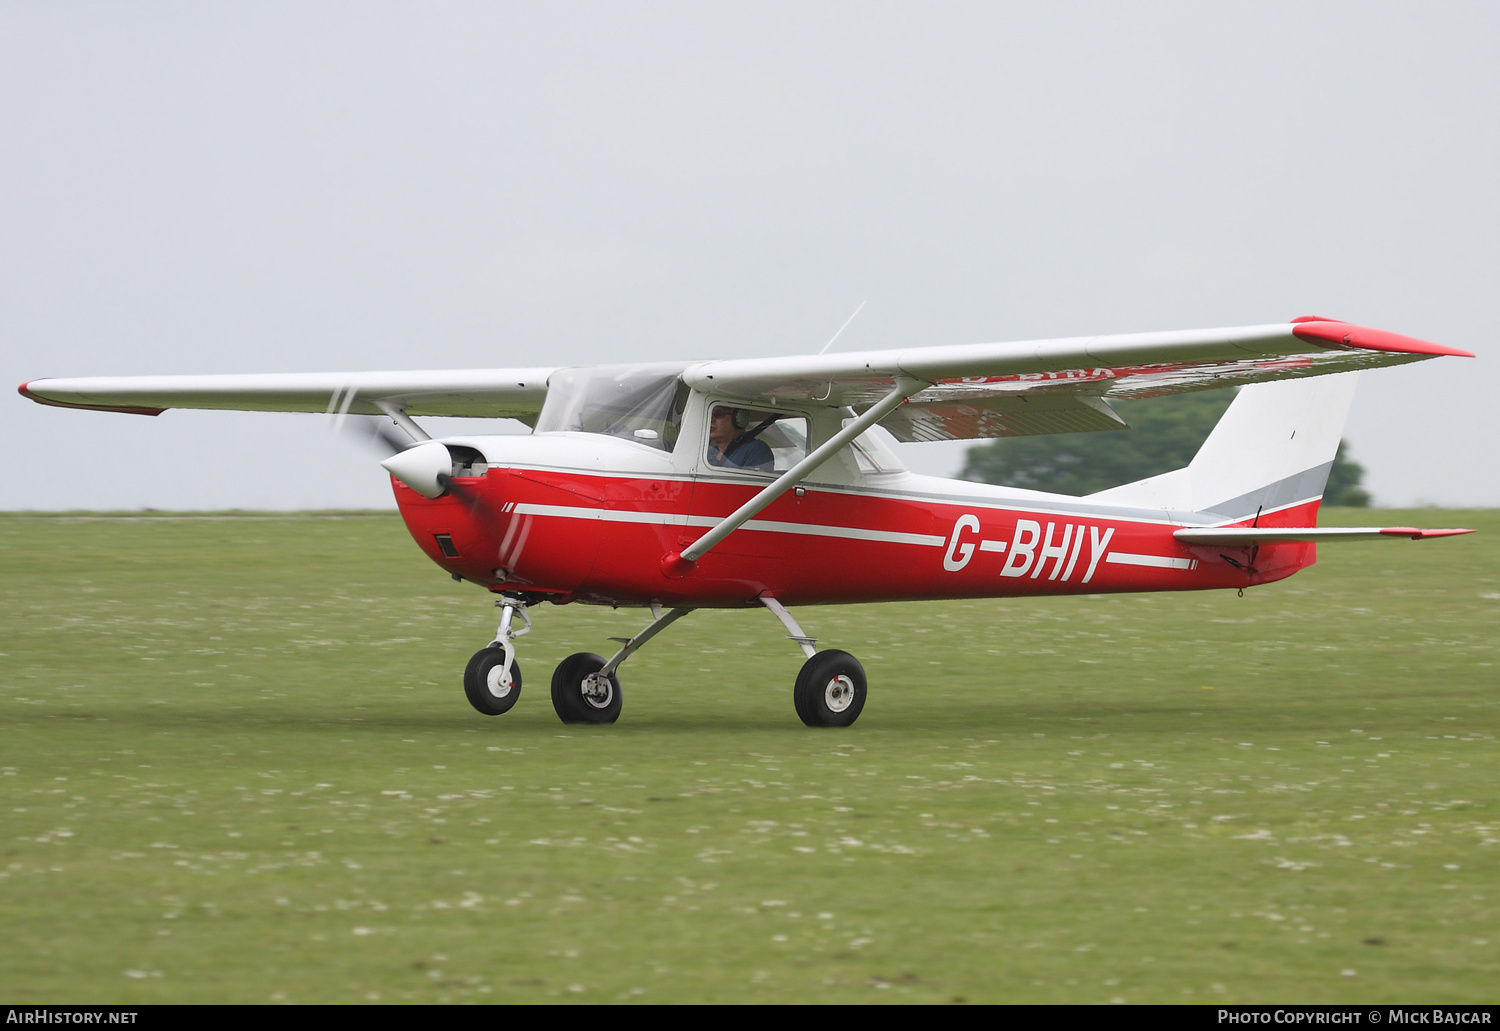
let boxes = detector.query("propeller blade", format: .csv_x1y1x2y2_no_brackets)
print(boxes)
347,415,417,457
437,471,494,522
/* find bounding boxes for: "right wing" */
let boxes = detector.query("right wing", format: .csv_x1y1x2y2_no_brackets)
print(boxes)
685,318,1473,442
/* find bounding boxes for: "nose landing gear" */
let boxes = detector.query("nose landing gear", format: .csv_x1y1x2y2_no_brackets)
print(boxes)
461,596,531,716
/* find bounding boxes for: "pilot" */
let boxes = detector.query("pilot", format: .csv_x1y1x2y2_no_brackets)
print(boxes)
707,406,774,471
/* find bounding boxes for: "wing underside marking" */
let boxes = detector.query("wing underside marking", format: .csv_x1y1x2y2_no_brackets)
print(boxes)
878,393,1128,442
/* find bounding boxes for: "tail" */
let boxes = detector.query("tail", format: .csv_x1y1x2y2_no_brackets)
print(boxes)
1085,372,1358,524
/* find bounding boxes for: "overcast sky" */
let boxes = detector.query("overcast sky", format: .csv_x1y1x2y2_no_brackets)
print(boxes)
3,2,1496,510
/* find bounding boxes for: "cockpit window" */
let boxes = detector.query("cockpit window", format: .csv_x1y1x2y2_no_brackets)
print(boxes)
535,365,690,451
705,407,808,475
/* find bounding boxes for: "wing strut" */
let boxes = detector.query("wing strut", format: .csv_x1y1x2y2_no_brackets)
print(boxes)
663,378,922,576
372,400,432,443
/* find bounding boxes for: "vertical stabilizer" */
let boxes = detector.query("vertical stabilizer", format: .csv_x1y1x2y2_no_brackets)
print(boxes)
1086,372,1358,521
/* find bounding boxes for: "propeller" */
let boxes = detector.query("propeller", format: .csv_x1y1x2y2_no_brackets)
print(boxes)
375,437,493,521
347,414,416,458
437,470,486,512
335,410,494,521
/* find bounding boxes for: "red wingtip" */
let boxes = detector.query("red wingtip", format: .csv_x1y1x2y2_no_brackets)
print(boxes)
1291,320,1475,359
18,380,165,416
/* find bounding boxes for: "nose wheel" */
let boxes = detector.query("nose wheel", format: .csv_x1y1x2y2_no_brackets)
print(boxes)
464,645,522,715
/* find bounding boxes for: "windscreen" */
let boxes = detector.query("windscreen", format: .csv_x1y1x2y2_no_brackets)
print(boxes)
535,365,690,452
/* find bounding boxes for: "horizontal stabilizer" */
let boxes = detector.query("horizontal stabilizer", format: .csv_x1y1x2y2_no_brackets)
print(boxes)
1174,526,1475,545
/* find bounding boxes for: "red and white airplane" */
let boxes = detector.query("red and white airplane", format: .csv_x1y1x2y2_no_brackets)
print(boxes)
21,317,1475,727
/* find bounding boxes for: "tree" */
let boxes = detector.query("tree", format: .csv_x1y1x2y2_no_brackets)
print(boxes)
958,389,1370,506
1323,441,1371,507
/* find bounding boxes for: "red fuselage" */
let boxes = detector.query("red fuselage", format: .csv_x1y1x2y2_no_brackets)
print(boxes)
392,455,1315,608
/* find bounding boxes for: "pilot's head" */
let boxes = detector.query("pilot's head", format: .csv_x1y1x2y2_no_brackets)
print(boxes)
709,405,741,445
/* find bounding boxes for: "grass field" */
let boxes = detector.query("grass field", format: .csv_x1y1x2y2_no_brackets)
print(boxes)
1,509,1495,1004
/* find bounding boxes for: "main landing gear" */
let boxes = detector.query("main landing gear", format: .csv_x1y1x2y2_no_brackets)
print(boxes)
761,597,867,727
463,594,869,727
550,652,622,724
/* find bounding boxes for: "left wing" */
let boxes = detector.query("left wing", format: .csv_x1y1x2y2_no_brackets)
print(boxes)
686,318,1473,442
19,368,557,421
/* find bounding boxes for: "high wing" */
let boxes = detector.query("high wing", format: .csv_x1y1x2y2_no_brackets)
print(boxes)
684,317,1473,442
19,368,558,421
20,318,1471,442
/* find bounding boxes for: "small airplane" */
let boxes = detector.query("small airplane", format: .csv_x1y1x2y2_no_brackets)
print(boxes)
21,316,1475,727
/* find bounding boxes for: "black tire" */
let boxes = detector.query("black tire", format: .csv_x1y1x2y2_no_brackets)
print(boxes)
463,646,522,716
550,652,622,724
793,650,866,727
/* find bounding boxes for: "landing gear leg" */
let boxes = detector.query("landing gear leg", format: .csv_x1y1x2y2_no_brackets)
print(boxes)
761,597,867,728
550,604,694,725
463,596,532,716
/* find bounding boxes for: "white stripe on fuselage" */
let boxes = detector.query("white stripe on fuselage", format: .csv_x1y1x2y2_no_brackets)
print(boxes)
493,462,1324,532
509,502,947,548
1106,552,1196,570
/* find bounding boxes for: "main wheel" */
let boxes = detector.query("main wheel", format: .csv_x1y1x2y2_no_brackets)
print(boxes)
550,652,622,724
793,650,866,727
464,646,522,716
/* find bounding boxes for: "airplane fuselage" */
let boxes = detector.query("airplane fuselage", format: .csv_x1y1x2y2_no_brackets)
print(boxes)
392,432,1314,608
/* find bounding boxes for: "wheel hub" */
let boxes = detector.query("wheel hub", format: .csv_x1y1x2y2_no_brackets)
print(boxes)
824,674,855,713
581,672,614,709
485,662,514,699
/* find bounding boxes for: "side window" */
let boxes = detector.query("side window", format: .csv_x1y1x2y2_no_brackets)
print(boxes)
705,406,807,474
840,418,902,474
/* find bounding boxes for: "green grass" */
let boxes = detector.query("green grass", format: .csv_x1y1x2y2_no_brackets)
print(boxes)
1,509,1496,1003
